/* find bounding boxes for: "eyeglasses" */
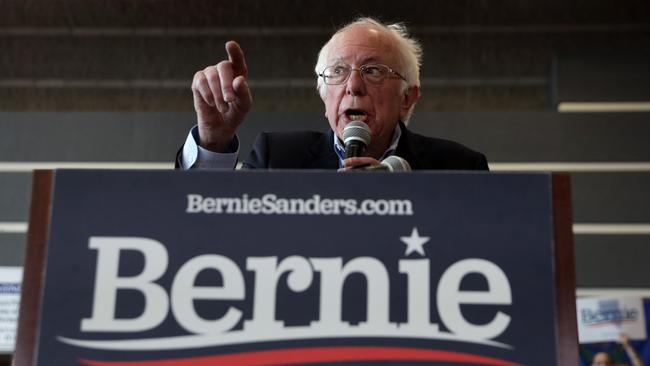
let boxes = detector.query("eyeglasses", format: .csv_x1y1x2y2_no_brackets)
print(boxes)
318,64,407,85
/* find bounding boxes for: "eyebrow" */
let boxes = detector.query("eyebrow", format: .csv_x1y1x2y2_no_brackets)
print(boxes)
331,56,382,65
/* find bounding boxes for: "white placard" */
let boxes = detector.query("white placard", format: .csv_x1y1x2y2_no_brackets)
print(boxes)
577,297,647,344
0,266,22,353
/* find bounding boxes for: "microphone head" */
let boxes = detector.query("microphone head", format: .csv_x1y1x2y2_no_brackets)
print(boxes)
342,121,371,147
381,156,411,172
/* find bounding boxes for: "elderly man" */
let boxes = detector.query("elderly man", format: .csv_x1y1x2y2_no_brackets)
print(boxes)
178,17,488,170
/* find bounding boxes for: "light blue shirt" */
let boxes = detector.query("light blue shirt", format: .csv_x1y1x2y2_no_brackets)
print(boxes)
332,123,402,166
179,126,239,169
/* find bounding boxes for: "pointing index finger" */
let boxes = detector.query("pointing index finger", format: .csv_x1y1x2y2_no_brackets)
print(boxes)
225,41,247,78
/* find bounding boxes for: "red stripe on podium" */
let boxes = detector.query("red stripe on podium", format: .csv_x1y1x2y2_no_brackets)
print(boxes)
79,346,523,366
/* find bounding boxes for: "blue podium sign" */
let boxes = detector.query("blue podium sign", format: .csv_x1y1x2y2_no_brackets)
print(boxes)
19,170,576,365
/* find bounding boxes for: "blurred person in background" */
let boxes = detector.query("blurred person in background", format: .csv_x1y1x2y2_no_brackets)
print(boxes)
589,334,645,366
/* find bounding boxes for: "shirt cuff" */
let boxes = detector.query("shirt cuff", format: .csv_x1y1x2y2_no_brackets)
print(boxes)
179,126,239,170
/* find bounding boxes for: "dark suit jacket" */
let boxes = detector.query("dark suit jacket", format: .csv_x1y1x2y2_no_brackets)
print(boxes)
242,123,488,170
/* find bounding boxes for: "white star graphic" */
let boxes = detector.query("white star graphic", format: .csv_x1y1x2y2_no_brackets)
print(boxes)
400,227,430,257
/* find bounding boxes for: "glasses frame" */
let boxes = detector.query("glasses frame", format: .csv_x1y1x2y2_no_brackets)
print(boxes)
318,63,407,85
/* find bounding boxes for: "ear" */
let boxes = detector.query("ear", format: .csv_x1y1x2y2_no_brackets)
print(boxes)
318,85,327,103
320,90,328,118
400,86,421,118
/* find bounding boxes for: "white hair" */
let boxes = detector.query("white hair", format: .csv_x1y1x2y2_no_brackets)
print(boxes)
315,17,423,122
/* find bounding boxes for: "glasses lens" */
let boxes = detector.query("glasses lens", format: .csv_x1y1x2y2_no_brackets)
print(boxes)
322,64,397,85
323,65,350,85
361,65,388,84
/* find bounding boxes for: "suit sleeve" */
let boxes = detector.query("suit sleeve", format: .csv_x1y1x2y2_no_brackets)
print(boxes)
241,133,269,169
476,153,489,171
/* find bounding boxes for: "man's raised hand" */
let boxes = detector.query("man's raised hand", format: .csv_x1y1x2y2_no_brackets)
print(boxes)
191,41,252,152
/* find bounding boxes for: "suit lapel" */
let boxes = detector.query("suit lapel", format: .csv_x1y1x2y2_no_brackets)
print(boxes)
304,129,339,169
300,123,425,170
394,122,423,170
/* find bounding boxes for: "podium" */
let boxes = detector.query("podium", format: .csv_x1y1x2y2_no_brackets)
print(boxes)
14,170,577,366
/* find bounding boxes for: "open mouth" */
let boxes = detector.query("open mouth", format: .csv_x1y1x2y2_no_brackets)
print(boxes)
344,109,368,120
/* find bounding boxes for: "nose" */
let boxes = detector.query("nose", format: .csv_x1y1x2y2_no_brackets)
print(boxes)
346,69,366,96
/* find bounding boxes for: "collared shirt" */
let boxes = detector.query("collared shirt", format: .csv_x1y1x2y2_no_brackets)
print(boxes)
180,123,402,170
180,126,239,170
333,122,401,167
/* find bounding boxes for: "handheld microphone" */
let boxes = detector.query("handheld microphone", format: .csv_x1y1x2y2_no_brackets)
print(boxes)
343,121,371,159
362,155,412,172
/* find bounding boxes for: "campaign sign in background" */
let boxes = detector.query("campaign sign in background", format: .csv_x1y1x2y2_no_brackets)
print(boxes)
35,170,558,365
577,297,647,343
0,266,21,353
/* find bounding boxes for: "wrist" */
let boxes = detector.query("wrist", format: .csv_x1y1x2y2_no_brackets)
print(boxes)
198,126,236,153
